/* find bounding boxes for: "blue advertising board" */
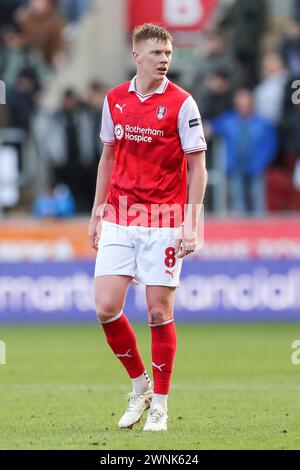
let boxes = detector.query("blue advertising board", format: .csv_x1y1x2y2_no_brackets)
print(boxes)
0,259,299,323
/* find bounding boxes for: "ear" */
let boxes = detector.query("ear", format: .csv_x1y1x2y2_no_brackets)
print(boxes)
132,50,141,64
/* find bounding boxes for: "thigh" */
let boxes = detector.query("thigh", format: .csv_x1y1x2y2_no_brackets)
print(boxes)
94,275,132,316
135,227,183,287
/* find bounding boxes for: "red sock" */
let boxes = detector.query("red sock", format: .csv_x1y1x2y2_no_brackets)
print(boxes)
151,321,177,395
101,313,145,379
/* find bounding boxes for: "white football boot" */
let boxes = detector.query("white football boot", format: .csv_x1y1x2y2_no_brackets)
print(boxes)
143,404,168,431
118,388,153,429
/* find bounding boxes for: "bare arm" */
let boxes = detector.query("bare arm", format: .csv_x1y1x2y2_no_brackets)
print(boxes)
176,151,207,258
88,144,115,249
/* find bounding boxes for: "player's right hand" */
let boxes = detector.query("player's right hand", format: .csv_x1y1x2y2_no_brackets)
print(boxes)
88,214,102,251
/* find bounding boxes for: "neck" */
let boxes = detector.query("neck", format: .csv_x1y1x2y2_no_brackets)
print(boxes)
135,74,164,95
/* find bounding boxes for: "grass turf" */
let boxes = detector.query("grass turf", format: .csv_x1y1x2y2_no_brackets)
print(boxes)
0,323,300,450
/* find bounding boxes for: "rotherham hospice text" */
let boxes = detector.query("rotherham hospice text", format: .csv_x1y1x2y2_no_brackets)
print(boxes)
115,124,164,143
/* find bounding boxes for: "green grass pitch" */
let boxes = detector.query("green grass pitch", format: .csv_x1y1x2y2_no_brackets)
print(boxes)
0,323,300,450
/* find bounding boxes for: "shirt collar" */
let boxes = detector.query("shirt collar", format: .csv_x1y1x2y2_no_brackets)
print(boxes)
128,75,169,96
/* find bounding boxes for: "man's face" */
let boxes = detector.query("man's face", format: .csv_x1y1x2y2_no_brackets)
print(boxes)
31,0,51,14
209,74,229,93
133,38,173,82
88,89,105,108
63,94,77,110
263,53,284,77
234,90,253,117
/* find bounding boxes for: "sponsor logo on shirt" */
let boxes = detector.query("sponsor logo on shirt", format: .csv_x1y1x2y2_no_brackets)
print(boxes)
115,103,126,113
114,124,164,143
189,118,201,128
156,105,167,120
114,124,124,140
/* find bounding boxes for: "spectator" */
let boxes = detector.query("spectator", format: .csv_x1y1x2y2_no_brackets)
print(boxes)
198,70,233,209
6,68,39,130
32,183,75,218
254,52,288,125
84,81,105,159
0,24,51,89
15,0,65,66
220,0,267,88
282,87,300,174
0,0,27,29
199,70,233,120
266,83,300,211
210,89,278,214
192,31,233,103
202,31,233,76
293,0,300,24
58,0,90,23
82,81,106,204
279,20,300,79
42,89,99,213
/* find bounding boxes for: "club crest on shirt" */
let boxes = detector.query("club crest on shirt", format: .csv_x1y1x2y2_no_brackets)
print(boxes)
156,106,167,120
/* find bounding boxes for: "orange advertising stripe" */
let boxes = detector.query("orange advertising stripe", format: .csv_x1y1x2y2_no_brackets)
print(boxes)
1,217,300,262
0,218,95,260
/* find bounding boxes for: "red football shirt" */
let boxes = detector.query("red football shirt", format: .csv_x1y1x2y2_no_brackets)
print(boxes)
100,77,207,227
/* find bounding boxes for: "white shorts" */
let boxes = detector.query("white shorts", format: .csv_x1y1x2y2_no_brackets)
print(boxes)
95,221,183,287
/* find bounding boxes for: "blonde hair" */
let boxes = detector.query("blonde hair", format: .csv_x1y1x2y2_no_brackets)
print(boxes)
133,23,173,45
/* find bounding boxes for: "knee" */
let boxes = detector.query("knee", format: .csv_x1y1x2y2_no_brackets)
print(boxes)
95,296,121,323
148,307,172,326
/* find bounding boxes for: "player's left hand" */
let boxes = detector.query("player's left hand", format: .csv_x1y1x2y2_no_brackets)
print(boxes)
175,224,197,258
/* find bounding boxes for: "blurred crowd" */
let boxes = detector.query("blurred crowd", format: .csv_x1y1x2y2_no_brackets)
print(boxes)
0,0,100,216
192,0,300,214
0,0,300,216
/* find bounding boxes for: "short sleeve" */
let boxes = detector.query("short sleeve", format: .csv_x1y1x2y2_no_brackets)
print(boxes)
178,96,207,154
100,95,115,145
